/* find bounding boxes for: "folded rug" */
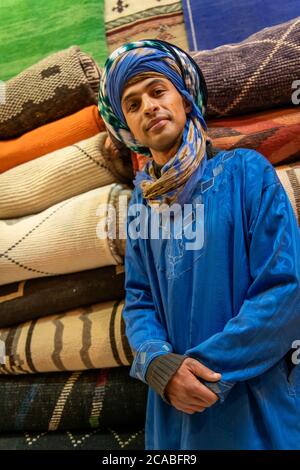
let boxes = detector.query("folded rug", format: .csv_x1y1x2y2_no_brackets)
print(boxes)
0,427,144,450
191,17,300,118
0,46,101,139
105,0,188,53
0,0,107,82
208,107,300,165
0,105,105,173
0,299,132,374
183,0,300,50
0,183,131,286
0,265,125,328
0,132,133,218
275,162,300,225
0,367,147,432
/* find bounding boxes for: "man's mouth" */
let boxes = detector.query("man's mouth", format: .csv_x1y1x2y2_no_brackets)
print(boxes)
146,117,169,132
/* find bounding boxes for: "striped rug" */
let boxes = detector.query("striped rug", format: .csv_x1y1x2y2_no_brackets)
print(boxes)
0,300,133,374
0,367,146,431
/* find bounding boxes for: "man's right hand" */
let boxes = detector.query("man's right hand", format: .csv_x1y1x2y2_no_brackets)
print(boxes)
165,357,221,415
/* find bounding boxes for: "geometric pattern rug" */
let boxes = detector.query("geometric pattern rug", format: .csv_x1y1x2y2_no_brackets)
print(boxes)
105,0,188,54
191,17,300,119
0,427,145,450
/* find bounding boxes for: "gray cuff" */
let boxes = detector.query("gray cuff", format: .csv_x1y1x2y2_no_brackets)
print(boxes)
145,353,187,404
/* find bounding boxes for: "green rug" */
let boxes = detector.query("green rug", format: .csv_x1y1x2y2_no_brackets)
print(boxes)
0,0,107,81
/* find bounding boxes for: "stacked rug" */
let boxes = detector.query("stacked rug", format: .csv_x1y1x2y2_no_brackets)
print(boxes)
0,300,132,374
181,0,300,50
208,108,300,166
0,428,145,450
191,17,300,119
0,367,146,431
105,0,188,53
0,184,131,286
0,46,145,449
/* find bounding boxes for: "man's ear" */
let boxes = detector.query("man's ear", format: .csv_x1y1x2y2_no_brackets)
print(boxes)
183,98,192,114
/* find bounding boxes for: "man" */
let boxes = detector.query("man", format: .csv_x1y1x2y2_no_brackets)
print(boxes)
98,40,300,450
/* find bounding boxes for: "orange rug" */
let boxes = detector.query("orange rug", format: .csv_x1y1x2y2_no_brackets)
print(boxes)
0,105,105,173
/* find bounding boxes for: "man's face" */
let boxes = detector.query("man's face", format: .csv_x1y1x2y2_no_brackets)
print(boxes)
121,76,191,157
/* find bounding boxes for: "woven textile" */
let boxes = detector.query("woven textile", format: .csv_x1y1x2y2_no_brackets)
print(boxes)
0,427,144,450
0,367,147,431
0,105,105,174
275,162,300,225
191,17,300,119
105,0,188,54
182,0,300,50
0,184,132,286
0,47,101,139
208,107,300,165
0,0,107,82
0,132,133,219
0,299,133,374
0,265,125,328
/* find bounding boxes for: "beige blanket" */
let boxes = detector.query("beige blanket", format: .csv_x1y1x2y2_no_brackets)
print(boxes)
0,184,132,286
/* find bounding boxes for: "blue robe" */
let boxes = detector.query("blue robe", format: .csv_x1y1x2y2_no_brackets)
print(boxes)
122,148,300,450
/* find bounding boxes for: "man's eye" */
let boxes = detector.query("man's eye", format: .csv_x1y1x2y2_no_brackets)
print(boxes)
128,102,138,111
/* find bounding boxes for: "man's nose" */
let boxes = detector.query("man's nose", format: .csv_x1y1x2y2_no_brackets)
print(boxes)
142,95,158,114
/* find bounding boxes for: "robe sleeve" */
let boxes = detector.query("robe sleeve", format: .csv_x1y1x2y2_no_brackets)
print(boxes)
122,190,174,383
185,152,300,402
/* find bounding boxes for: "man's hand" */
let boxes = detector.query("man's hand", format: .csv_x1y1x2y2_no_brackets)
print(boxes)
165,357,221,415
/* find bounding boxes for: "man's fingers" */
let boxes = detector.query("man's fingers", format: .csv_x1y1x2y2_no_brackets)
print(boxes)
186,358,221,382
175,403,206,414
190,379,219,405
174,397,210,412
183,408,205,415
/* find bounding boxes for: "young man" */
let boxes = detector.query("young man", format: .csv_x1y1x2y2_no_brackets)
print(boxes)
98,40,300,450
